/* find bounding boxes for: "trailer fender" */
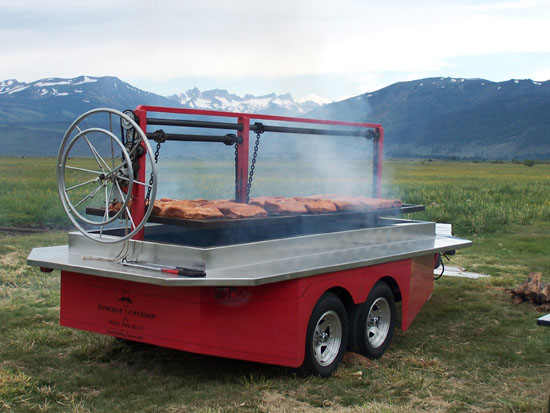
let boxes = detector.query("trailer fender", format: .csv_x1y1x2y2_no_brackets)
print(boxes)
400,254,435,331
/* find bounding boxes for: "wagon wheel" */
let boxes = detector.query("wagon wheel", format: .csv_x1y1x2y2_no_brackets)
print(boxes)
57,108,157,243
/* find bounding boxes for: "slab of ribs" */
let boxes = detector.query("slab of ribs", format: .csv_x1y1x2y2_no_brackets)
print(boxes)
136,195,403,221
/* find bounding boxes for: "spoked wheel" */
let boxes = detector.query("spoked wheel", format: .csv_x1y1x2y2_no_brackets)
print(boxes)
303,293,348,377
350,281,396,359
57,108,157,243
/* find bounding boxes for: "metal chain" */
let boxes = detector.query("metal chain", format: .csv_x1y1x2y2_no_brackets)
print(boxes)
234,142,240,200
246,129,262,201
145,141,161,204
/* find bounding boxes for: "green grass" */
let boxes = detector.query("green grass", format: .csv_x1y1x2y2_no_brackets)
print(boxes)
1,231,549,412
1,157,550,411
0,158,62,228
2,157,550,236
384,160,550,235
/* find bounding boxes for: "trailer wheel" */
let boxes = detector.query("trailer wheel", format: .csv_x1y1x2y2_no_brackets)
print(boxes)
351,281,396,359
303,293,348,377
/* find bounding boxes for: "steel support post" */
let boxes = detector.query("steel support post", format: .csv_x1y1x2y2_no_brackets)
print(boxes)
236,117,250,203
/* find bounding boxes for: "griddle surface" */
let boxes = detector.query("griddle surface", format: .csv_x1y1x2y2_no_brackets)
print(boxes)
87,204,424,230
149,204,424,229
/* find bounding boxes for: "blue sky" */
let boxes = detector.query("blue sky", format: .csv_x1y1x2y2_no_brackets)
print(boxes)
1,0,550,102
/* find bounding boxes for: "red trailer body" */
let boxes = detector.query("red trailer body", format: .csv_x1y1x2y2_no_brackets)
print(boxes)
59,255,432,368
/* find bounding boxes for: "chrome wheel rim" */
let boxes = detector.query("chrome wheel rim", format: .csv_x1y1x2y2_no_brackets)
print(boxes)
60,127,134,226
56,108,157,243
313,310,342,366
366,297,391,348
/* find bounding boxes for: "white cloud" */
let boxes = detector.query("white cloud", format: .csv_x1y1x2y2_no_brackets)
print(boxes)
471,0,542,10
533,68,550,81
1,0,550,98
298,93,333,104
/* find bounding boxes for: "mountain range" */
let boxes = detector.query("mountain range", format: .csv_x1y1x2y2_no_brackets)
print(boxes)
0,76,322,156
312,77,550,159
1,75,549,159
170,87,321,115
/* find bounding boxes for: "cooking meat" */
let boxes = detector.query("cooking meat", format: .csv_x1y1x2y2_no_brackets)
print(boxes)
302,199,337,214
163,205,224,220
152,203,164,216
203,199,234,205
249,196,285,208
152,199,175,215
356,197,402,209
308,195,402,211
308,194,344,200
152,198,209,216
129,194,402,221
109,201,123,212
109,200,132,212
331,198,367,212
263,199,308,214
387,198,402,208
210,202,268,219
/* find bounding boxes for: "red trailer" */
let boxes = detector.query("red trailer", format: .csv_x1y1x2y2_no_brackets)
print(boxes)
27,107,470,376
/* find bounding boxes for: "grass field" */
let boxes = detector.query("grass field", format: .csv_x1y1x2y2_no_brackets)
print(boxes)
1,157,550,412
1,157,550,236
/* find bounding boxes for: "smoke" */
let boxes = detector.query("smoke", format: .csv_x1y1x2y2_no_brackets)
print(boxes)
244,96,379,198
243,133,375,198
156,152,235,201
154,137,377,201
146,100,387,201
147,112,237,201
298,134,374,196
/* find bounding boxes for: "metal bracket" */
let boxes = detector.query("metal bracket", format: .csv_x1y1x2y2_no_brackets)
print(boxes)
150,129,167,143
224,134,242,145
365,129,380,141
251,122,265,135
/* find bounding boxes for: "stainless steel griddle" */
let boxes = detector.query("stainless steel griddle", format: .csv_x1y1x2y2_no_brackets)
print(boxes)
86,204,425,230
28,217,471,287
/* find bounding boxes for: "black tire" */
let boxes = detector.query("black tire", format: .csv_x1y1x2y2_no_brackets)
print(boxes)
350,281,396,359
302,293,349,377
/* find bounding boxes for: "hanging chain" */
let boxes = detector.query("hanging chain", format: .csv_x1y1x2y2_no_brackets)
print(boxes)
145,131,164,204
234,141,240,200
246,123,263,201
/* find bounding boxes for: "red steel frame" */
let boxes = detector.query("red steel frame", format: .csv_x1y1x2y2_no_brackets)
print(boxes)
58,106,435,369
130,106,384,239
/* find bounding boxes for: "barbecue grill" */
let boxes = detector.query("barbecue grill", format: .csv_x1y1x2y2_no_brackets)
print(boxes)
28,106,471,376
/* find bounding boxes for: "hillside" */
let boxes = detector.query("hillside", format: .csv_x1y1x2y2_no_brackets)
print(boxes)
1,76,550,159
0,76,319,156
311,77,550,159
0,76,174,156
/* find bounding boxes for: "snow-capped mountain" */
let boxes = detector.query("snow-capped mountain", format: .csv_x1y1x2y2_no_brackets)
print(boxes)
0,76,322,125
0,76,176,124
169,87,321,115
0,76,162,100
309,76,550,159
0,76,325,156
2,75,550,159
0,76,99,97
